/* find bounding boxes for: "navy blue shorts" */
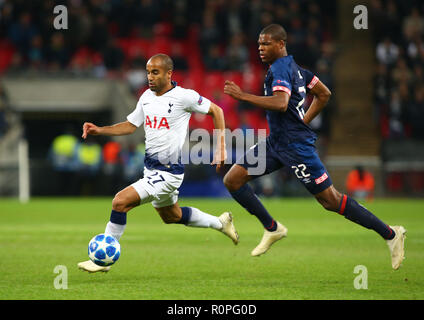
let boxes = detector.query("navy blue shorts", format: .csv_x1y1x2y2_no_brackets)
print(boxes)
237,138,332,195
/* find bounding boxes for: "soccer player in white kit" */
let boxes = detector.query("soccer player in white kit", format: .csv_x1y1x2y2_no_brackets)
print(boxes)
78,54,239,273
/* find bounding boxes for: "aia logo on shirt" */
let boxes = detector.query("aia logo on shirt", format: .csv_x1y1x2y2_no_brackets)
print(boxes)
145,115,169,129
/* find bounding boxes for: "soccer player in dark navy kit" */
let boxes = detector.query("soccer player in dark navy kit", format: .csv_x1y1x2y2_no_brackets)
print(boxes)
223,24,406,270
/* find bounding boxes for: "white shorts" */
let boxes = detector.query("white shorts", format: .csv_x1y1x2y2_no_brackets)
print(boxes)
131,168,184,208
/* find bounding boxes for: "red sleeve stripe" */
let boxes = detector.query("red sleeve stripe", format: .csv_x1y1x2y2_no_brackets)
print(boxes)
307,76,319,89
272,86,291,95
338,194,348,215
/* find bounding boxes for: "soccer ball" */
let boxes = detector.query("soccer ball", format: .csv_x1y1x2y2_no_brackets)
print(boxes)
88,233,121,266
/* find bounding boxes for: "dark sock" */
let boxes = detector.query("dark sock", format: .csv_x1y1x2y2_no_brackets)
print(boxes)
110,210,127,225
230,184,277,231
178,207,192,225
338,195,395,240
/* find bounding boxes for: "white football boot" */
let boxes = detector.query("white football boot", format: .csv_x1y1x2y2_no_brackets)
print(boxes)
251,221,287,257
77,260,111,273
386,225,407,270
218,212,239,245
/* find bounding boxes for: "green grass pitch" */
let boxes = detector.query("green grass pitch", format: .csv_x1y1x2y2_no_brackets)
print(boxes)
0,197,423,300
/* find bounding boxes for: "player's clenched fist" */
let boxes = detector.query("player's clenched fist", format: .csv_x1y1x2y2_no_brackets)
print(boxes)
82,122,101,139
224,80,244,100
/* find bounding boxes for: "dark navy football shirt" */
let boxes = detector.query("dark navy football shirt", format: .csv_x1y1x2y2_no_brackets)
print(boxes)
264,55,320,149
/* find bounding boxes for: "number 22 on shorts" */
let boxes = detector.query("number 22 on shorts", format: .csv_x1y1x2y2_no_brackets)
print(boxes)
291,164,310,179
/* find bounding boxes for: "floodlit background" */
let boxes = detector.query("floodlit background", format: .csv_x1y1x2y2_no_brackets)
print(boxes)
0,0,423,200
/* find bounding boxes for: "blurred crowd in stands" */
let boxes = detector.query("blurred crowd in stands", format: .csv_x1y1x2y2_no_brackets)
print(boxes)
49,132,145,195
0,0,336,136
371,0,424,196
0,84,10,137
0,0,337,196
371,0,424,140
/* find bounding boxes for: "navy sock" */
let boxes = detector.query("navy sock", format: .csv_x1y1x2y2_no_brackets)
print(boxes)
230,184,277,231
338,195,395,240
110,210,127,225
178,207,192,225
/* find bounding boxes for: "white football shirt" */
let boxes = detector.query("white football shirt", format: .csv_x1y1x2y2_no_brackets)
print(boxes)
127,85,211,173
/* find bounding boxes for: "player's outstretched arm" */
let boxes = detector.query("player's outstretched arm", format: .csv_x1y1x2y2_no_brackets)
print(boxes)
224,80,289,112
207,102,227,172
303,80,331,125
82,121,137,139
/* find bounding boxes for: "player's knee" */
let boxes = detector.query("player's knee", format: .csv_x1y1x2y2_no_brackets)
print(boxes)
223,173,240,192
112,194,128,212
223,164,250,192
223,175,231,190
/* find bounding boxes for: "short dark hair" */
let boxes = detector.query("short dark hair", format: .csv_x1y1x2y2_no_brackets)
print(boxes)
149,53,174,71
260,24,287,42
